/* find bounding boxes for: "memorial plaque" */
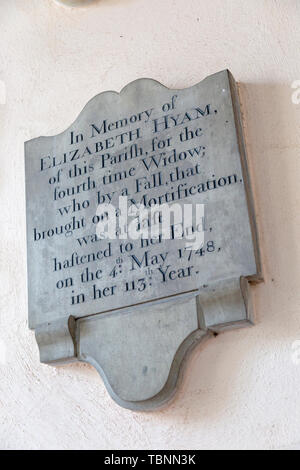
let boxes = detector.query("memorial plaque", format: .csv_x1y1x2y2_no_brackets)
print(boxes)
25,70,262,410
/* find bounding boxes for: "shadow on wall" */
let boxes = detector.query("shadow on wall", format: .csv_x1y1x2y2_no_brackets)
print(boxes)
239,82,299,295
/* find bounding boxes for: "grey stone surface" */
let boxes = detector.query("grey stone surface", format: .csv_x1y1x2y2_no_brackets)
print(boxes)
78,296,201,407
25,70,262,409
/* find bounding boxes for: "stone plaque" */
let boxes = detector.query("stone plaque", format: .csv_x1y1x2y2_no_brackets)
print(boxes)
25,70,262,410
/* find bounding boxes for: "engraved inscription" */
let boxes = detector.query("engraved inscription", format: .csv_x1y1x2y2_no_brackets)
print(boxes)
25,73,257,327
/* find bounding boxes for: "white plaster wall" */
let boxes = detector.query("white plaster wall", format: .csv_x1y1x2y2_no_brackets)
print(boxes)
0,0,299,450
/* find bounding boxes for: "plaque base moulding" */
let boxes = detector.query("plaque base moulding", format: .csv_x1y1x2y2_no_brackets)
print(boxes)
34,276,258,411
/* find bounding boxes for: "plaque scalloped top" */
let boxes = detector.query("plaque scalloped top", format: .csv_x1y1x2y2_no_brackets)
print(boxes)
25,70,262,410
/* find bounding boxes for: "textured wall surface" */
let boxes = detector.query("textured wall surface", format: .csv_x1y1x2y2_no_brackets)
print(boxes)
0,0,299,450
